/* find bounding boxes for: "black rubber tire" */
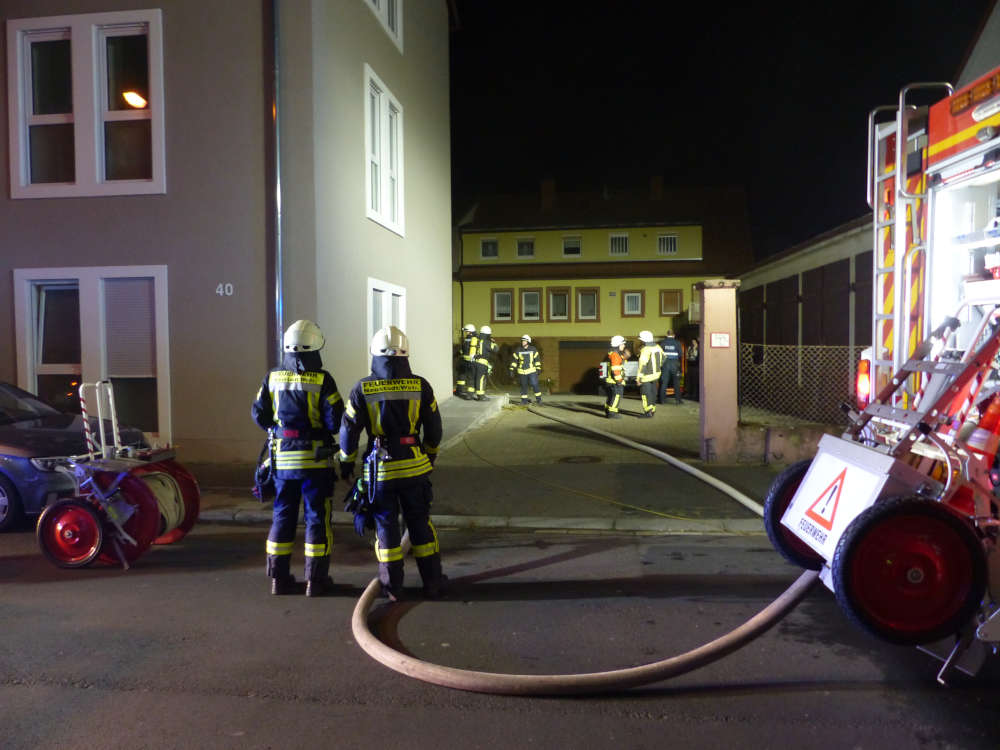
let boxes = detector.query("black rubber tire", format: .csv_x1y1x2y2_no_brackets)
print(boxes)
832,496,987,645
0,473,26,532
763,459,824,570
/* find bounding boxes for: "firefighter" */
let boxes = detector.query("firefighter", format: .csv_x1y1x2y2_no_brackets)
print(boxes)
456,323,477,400
473,325,498,400
338,326,446,601
636,330,664,417
510,334,543,405
603,335,629,418
658,330,683,404
252,319,345,597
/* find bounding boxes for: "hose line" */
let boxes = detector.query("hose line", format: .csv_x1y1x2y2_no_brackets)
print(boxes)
351,403,818,695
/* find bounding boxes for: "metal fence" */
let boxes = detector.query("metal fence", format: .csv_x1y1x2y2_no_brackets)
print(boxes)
738,344,866,425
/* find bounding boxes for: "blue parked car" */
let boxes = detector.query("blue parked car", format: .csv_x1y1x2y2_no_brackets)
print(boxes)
0,382,146,531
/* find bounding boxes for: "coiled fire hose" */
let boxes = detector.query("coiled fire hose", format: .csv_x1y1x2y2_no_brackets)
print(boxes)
351,404,819,695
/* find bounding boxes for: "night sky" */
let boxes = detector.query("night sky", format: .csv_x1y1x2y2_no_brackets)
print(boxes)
449,0,995,260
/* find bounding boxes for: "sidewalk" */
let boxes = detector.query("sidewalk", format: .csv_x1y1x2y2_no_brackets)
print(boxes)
197,392,793,534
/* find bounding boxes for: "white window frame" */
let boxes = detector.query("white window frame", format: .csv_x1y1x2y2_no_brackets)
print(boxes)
576,288,599,321
520,289,541,321
480,238,499,259
364,64,405,236
657,234,679,256
516,238,535,258
492,290,513,322
547,288,570,321
13,265,171,443
363,0,403,52
562,236,582,257
366,277,406,357
7,10,166,199
609,233,629,256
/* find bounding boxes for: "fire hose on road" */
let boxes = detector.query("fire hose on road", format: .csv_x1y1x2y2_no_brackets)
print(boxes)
351,404,819,695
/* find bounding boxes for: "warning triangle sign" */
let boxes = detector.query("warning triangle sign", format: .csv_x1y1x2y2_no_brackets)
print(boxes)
804,467,846,531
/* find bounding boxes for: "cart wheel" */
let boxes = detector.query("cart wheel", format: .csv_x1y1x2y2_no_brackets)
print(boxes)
93,473,160,566
763,459,824,570
831,496,987,645
36,499,103,568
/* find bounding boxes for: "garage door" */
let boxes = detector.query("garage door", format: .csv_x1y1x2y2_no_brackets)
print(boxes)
558,341,608,394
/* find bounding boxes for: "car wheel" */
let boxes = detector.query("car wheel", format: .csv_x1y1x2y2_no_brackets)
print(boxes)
0,473,26,532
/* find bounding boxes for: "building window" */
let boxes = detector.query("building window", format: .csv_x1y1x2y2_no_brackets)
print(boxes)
519,288,542,322
575,287,600,322
562,237,582,257
364,64,404,235
657,234,679,255
480,239,499,259
621,290,645,317
659,289,683,316
363,0,403,52
7,10,166,199
492,288,514,323
609,233,629,256
547,287,570,321
13,265,170,440
516,238,535,258
367,277,406,351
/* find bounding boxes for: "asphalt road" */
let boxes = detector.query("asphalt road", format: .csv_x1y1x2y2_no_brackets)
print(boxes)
3,521,999,750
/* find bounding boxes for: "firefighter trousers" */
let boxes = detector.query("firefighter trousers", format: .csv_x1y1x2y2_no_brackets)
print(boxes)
604,382,624,414
372,476,443,597
517,372,541,404
639,381,658,414
267,472,334,582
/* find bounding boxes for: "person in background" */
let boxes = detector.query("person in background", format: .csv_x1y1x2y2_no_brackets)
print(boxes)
636,330,664,418
338,326,446,601
456,323,477,400
510,334,543,405
658,330,683,405
685,337,700,400
472,325,498,400
603,335,629,418
252,319,344,597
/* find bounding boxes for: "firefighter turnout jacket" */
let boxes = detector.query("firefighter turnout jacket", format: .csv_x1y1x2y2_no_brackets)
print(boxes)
604,349,627,384
637,342,664,383
511,345,541,375
338,355,443,484
252,352,344,474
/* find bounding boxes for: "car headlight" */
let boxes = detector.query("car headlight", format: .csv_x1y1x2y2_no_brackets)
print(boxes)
30,457,71,472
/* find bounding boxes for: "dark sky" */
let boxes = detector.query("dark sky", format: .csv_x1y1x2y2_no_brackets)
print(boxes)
449,0,995,260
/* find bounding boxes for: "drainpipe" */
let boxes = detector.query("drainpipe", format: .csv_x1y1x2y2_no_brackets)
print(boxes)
271,0,285,363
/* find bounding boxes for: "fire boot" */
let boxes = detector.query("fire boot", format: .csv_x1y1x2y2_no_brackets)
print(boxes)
306,576,335,597
379,560,405,602
271,574,297,595
416,553,448,599
268,554,296,595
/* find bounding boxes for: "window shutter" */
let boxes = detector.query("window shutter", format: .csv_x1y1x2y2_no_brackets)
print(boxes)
104,277,155,376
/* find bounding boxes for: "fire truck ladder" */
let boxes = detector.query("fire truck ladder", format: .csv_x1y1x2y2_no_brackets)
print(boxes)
867,83,953,408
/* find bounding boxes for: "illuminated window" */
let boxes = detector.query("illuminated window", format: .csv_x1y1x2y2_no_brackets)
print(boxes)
7,10,165,198
621,290,644,317
364,65,405,235
364,0,403,52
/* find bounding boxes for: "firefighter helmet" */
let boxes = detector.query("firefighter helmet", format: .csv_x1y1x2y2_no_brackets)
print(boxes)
611,335,625,348
283,320,325,352
521,334,531,343
463,323,476,333
370,325,409,357
639,330,654,343
480,325,492,335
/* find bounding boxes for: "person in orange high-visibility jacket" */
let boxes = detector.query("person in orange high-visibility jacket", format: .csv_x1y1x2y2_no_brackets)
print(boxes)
252,319,344,597
338,326,446,601
603,335,629,418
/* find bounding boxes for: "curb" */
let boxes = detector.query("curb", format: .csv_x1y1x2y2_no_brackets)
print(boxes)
196,507,765,536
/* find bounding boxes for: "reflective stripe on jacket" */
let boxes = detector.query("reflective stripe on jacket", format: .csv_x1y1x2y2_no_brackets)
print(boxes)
604,350,626,384
511,346,541,375
252,364,343,473
637,344,664,383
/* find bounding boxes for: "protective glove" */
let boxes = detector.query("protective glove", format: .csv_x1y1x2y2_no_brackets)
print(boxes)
339,461,355,480
353,511,374,537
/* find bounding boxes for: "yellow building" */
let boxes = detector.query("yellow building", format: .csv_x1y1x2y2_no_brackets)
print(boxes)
453,181,754,393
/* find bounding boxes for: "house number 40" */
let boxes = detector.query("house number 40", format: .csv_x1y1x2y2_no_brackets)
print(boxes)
216,283,235,296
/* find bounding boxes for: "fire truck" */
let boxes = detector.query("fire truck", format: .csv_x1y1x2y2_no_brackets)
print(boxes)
763,65,1000,682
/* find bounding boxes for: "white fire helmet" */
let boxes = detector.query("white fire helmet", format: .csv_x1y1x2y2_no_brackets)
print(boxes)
610,335,625,348
283,319,325,352
480,325,492,335
521,334,531,343
639,330,654,343
463,323,476,333
370,325,410,357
